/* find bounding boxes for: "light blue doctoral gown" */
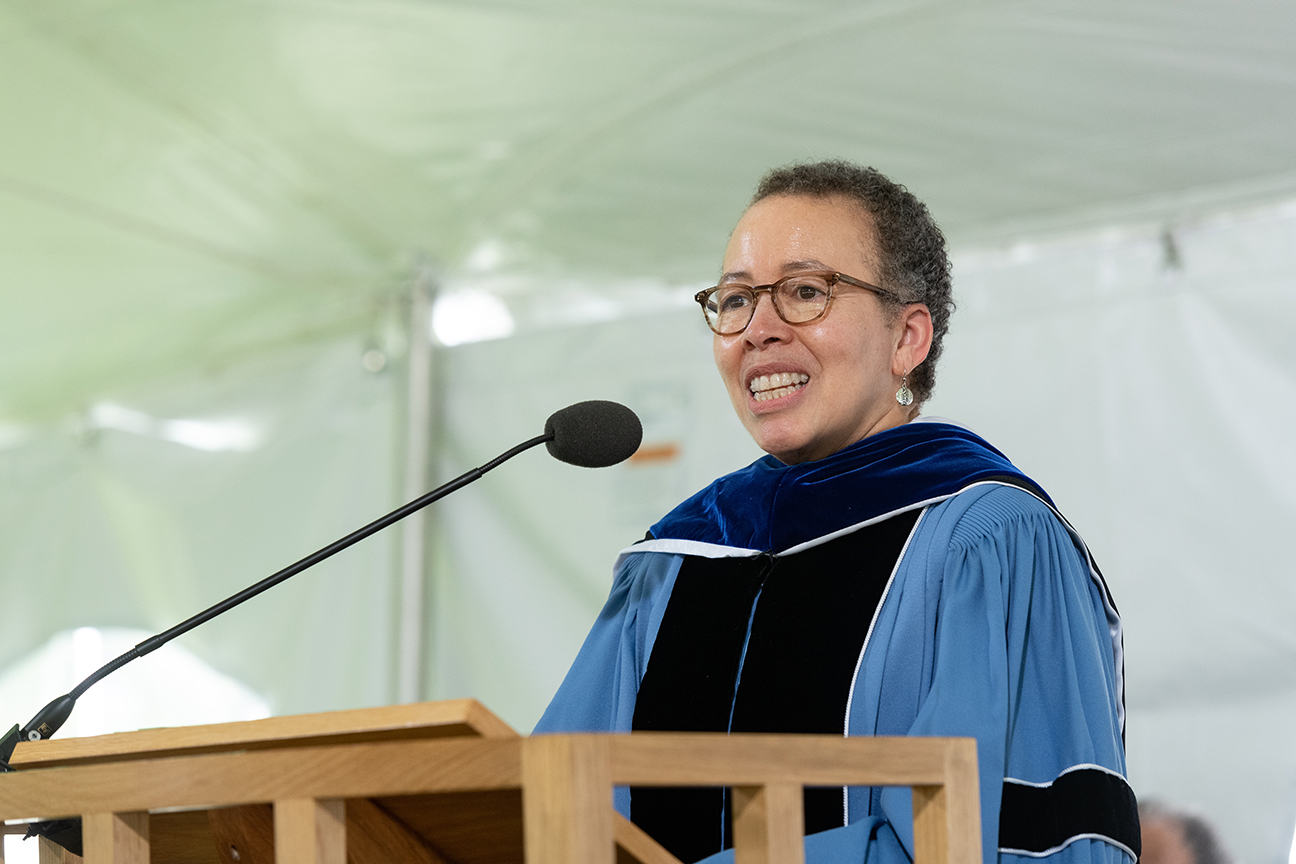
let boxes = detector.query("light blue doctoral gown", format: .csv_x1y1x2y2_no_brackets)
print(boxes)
536,473,1133,864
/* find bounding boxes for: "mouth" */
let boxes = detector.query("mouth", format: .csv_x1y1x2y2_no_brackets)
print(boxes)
748,371,809,403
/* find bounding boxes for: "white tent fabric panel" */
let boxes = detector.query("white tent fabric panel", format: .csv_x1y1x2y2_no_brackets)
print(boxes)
0,339,403,716
5,0,1296,420
0,627,270,740
426,310,764,725
942,202,1296,715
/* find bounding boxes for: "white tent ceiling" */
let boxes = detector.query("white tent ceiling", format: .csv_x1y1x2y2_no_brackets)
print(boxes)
3,0,1296,421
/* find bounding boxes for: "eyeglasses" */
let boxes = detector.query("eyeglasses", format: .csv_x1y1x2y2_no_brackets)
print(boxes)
694,270,902,335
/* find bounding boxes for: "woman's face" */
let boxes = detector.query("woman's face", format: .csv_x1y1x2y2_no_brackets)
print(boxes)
714,194,931,464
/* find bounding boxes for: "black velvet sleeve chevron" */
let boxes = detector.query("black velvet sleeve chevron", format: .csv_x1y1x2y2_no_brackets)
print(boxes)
999,768,1141,859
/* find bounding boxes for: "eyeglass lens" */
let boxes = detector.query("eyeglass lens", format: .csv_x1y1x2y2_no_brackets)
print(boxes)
706,274,833,334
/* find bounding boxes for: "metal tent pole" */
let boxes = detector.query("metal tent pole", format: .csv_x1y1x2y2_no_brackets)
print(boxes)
397,265,437,703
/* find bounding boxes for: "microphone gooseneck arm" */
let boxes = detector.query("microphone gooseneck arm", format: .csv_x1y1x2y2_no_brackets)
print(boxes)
2,430,554,759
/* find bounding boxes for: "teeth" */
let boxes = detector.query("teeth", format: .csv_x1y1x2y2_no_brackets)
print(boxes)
749,372,809,400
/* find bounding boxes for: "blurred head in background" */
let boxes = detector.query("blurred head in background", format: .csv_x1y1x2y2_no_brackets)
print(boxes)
1138,801,1231,864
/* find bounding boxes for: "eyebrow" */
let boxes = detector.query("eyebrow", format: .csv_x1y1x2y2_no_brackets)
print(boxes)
719,259,832,283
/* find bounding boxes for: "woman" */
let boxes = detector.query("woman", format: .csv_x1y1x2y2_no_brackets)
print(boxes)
536,161,1137,864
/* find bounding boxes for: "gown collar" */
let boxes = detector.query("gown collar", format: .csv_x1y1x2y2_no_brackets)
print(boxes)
649,419,1044,554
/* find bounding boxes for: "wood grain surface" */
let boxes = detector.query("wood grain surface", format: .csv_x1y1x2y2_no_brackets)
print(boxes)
0,738,523,819
1,721,978,864
9,701,516,771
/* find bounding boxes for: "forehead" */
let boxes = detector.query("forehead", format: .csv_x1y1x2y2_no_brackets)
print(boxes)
722,194,876,279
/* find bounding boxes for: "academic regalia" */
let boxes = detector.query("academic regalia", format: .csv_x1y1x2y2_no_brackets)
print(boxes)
535,418,1139,864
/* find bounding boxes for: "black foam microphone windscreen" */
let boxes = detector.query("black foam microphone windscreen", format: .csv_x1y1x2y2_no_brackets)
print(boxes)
544,400,643,468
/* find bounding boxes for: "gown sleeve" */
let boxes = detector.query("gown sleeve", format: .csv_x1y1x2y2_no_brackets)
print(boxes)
873,486,1133,864
704,487,1134,864
532,548,685,817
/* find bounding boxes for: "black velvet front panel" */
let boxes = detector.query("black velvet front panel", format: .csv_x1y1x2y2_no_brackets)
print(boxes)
630,510,920,863
631,553,771,864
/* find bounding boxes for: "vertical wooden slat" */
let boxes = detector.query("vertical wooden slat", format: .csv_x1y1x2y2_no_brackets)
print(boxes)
82,812,148,864
912,785,948,864
38,837,77,864
943,740,982,864
522,735,614,864
914,739,982,864
209,803,274,864
274,798,345,864
38,836,78,864
731,784,804,864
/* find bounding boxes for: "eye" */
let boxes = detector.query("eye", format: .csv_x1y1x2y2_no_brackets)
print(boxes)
781,276,830,303
716,286,754,311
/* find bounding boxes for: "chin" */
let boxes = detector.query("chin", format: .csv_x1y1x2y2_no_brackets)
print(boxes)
748,424,814,465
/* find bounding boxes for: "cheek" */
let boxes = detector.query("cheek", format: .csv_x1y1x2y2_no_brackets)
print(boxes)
712,336,740,382
820,339,886,392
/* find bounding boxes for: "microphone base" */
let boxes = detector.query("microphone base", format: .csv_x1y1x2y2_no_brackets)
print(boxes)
24,819,83,858
0,723,18,772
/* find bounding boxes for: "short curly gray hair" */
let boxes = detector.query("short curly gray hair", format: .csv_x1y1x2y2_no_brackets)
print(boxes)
751,160,953,407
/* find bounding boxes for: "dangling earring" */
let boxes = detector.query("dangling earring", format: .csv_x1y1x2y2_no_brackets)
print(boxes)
895,372,913,406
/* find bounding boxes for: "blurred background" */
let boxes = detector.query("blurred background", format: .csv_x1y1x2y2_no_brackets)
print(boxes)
1,1,1294,862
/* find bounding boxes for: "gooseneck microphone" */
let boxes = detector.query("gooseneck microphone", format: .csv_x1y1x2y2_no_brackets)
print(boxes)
545,399,642,468
0,400,641,767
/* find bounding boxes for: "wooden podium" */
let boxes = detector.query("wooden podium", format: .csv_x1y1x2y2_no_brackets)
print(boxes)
0,699,981,864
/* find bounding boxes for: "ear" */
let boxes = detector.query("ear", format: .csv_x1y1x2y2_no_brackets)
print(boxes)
892,303,933,377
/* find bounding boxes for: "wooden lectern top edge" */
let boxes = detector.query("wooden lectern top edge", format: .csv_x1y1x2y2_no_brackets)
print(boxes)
8,697,518,769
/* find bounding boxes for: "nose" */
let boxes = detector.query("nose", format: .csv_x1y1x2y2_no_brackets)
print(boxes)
743,291,790,346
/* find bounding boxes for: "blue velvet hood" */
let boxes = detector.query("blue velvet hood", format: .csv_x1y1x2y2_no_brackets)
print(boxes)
649,419,1045,554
